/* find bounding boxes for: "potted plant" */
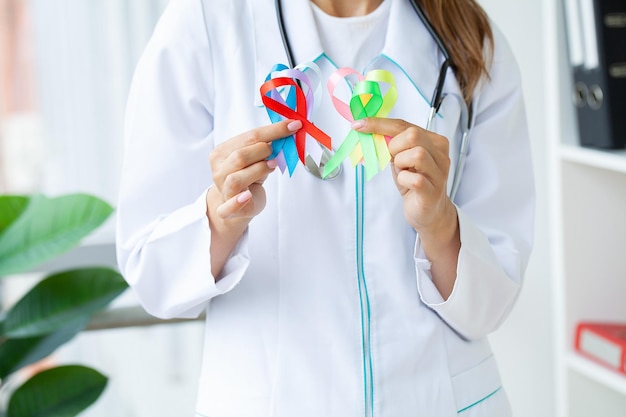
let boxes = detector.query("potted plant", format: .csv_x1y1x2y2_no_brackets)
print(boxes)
0,193,127,417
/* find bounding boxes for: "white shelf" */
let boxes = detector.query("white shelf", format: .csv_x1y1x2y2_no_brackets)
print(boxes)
559,145,626,174
567,352,626,396
548,1,626,415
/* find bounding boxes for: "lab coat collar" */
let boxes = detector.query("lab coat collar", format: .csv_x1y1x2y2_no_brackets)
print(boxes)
252,0,454,105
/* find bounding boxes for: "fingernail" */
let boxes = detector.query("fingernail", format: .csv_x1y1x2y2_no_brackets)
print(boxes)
237,190,252,204
287,120,302,132
351,119,366,130
267,159,278,169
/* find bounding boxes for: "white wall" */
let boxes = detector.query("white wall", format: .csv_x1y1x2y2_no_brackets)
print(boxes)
478,1,555,416
28,0,168,203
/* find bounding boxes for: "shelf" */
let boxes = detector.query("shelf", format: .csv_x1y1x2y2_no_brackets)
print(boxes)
28,241,117,273
567,352,626,396
559,144,626,174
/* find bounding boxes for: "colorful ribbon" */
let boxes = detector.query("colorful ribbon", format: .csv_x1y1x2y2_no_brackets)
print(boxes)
260,63,331,176
323,68,397,180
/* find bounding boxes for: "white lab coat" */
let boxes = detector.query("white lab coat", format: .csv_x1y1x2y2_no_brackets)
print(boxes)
116,0,534,416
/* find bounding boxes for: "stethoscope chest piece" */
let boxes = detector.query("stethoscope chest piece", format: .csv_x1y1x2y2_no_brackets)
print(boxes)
305,148,342,180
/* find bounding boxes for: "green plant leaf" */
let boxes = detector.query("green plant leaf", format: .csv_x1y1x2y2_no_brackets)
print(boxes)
0,196,29,235
0,320,88,380
2,268,127,338
6,365,107,417
0,194,113,277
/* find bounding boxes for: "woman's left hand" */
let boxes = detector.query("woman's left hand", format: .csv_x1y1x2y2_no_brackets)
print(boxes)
352,117,455,235
352,117,460,299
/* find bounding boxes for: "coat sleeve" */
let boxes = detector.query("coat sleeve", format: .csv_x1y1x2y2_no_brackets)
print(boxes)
415,25,535,340
116,0,249,319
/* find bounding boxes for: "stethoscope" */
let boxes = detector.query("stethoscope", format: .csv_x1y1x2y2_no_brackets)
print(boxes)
275,0,473,201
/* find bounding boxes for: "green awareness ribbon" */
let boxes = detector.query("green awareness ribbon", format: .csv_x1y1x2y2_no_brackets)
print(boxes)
323,80,384,181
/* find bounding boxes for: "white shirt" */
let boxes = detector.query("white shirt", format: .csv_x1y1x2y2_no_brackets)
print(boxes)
116,0,534,416
310,0,390,70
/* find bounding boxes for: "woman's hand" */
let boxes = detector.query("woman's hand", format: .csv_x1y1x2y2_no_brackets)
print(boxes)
207,119,302,220
352,118,454,232
353,117,460,299
206,119,302,278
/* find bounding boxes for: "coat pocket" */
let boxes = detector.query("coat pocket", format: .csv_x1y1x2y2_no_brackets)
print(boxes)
451,355,511,415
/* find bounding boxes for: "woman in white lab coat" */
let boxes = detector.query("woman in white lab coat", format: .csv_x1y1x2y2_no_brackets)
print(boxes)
116,0,534,415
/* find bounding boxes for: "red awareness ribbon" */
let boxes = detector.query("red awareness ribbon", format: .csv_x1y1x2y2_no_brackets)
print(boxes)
260,77,332,164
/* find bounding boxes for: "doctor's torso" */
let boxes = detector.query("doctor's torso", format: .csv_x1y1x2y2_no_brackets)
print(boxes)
118,0,533,415
194,0,500,416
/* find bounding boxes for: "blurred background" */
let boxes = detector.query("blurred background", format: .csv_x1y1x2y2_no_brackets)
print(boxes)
2,0,621,416
1,0,167,203
0,1,205,416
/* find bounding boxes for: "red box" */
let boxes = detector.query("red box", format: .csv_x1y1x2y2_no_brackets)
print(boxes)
575,322,626,375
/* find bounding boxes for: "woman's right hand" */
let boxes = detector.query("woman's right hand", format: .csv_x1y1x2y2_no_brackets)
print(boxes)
206,119,302,278
207,119,302,221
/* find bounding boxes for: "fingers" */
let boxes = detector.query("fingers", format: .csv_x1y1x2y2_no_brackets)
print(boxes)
208,120,302,221
215,189,251,218
353,117,454,232
215,189,253,219
212,141,273,188
211,118,301,186
353,117,448,159
393,146,442,187
395,169,437,198
352,117,413,139
353,117,450,177
388,127,448,166
215,184,267,219
220,159,275,201
217,119,302,156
